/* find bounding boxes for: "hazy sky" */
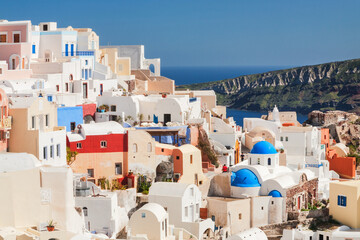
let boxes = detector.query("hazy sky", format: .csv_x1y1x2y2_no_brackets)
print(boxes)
2,0,360,67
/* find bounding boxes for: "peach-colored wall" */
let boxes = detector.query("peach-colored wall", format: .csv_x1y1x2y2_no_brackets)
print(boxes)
0,88,9,152
0,69,32,80
172,148,183,175
147,79,174,94
0,43,32,65
155,145,174,156
0,24,28,42
190,126,199,146
70,152,128,183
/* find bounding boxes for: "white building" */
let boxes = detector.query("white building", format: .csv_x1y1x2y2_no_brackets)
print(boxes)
148,182,214,239
226,228,268,240
282,225,360,240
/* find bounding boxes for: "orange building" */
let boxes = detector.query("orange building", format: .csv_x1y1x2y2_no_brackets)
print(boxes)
321,128,356,179
0,88,11,152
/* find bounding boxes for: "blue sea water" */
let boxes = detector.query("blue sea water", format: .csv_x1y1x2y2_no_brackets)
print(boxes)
161,65,308,126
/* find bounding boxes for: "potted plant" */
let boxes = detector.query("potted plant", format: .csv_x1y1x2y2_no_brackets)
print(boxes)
47,220,56,232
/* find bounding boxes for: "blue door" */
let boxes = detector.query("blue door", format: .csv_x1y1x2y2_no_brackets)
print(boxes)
85,69,88,80
71,44,74,56
65,44,69,56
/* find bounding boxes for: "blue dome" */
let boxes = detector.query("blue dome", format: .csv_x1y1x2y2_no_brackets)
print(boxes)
268,190,282,198
250,141,277,154
231,169,261,187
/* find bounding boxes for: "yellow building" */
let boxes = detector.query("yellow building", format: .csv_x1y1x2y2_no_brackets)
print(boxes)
329,180,360,228
8,96,66,166
99,48,131,76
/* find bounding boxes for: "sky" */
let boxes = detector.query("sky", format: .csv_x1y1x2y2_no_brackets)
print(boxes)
1,0,360,67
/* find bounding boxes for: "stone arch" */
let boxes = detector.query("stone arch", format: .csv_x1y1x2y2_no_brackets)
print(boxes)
155,161,173,182
9,54,21,70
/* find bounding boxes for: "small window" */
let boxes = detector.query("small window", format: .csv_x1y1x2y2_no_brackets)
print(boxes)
70,122,76,131
319,234,323,240
280,136,283,141
85,60,88,65
147,142,152,152
56,144,60,157
190,155,193,164
141,213,146,218
211,215,215,221
47,95,53,102
43,24,48,31
50,145,54,158
176,156,180,160
83,207,88,217
272,201,274,204
239,213,242,219
77,142,82,149
110,105,116,112
43,146,47,160
261,206,264,210
115,162,122,175
87,169,94,178
100,140,107,148
133,143,137,153
45,114,49,127
65,83,69,92
268,158,271,165
56,85,59,92
161,148,164,152
0,68,2,75
257,158,260,165
337,195,347,207
0,33,7,43
32,116,35,129
285,136,288,142
13,33,20,43
32,44,36,54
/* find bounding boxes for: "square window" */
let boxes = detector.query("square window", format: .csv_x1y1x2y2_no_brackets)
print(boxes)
77,142,82,149
13,33,20,43
115,162,122,175
100,140,107,148
111,105,116,112
87,169,94,178
337,195,347,207
0,33,7,43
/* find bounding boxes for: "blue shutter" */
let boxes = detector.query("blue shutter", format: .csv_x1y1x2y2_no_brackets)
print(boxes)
82,69,85,79
343,196,347,207
32,45,36,54
71,44,74,56
338,195,341,206
65,44,69,56
85,69,88,80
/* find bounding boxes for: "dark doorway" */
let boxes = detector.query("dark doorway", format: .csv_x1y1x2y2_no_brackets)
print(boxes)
164,114,171,126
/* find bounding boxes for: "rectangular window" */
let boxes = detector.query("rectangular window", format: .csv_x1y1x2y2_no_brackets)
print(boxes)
13,33,20,43
50,145,54,158
190,155,193,164
0,68,2,74
77,142,82,149
43,146,47,160
85,60,88,65
337,195,347,207
280,136,283,141
43,24,48,31
0,33,7,43
32,116,35,129
56,144,60,157
286,136,288,142
65,83,69,92
47,95,53,102
100,140,107,148
45,114,49,127
115,163,122,175
239,213,242,219
56,85,59,92
141,213,146,218
70,122,76,131
319,235,323,240
111,105,116,112
71,44,74,56
32,45,36,54
87,169,94,178
65,44,69,56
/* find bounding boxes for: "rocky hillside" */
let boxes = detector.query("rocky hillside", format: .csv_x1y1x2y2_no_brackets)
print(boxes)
177,59,360,114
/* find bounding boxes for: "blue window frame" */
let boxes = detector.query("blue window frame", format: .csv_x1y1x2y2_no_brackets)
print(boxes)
85,69,88,80
47,95,53,102
82,69,85,79
65,44,69,56
71,44,74,56
32,45,36,54
337,195,347,207
85,60,88,65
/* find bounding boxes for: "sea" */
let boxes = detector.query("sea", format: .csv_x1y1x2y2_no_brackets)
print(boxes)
162,66,308,126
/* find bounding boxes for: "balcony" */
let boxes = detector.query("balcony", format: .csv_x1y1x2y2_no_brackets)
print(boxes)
62,51,94,57
0,116,11,130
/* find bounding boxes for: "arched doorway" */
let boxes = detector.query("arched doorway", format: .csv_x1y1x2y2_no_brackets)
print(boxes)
9,54,21,70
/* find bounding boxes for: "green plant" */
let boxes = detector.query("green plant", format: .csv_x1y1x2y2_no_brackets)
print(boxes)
142,190,149,195
111,179,121,191
66,147,78,165
98,177,106,189
105,179,110,190
99,104,109,112
47,220,56,227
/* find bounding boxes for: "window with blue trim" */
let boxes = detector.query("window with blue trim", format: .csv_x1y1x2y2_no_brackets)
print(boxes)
85,60,88,65
337,195,347,207
47,96,53,102
32,45,36,54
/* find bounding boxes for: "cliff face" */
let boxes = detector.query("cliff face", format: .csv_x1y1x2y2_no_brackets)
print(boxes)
177,59,360,114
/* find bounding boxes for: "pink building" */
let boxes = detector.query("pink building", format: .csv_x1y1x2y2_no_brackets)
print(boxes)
0,88,11,152
0,20,32,80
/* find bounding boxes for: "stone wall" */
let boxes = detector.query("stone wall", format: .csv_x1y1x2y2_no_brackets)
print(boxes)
286,177,318,213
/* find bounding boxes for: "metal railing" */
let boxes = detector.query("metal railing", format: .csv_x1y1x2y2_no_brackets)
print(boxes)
62,51,94,57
